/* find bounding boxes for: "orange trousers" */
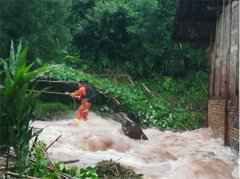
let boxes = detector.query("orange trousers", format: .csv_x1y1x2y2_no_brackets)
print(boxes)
75,100,92,121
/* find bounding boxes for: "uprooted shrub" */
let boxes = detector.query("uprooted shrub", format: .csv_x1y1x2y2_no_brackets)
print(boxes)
96,160,143,178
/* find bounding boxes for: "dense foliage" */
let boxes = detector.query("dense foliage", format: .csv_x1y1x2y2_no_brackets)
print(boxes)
0,0,71,60
42,64,208,129
70,0,207,76
0,0,207,77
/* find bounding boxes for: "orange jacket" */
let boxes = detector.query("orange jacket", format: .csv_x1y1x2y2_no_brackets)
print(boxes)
70,85,87,100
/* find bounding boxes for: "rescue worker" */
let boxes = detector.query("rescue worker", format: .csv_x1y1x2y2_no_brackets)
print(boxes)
66,82,96,123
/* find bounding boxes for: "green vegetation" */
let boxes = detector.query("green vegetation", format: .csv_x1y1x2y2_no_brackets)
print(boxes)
70,0,206,77
0,0,71,60
42,64,207,129
0,42,46,172
0,0,207,77
29,142,98,179
34,101,72,121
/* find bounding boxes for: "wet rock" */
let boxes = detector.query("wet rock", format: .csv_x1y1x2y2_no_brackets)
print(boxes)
113,112,148,140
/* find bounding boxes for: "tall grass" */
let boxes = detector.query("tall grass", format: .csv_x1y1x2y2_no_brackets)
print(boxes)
0,41,46,172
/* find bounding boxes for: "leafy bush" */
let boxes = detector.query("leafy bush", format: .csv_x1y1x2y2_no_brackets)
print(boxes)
42,64,207,129
29,141,98,179
0,42,46,172
29,142,54,178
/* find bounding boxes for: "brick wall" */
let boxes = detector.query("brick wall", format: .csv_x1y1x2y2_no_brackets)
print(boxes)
208,99,226,139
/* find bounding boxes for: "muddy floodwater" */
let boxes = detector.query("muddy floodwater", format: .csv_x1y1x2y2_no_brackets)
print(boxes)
33,112,239,179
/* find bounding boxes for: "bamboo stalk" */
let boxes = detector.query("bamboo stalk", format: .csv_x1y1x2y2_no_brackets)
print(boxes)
32,90,68,96
45,135,62,152
35,80,78,84
61,160,80,164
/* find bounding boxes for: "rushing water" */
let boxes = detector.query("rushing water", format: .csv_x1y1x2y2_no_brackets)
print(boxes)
33,112,239,179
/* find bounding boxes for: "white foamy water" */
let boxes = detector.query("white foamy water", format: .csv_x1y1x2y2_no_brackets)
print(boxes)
33,112,239,179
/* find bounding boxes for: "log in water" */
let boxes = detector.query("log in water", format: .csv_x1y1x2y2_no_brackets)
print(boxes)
33,112,239,179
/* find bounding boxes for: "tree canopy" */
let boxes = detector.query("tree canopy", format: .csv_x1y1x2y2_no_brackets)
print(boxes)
0,0,207,76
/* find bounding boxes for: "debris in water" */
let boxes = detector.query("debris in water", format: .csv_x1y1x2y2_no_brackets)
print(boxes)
96,160,143,178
